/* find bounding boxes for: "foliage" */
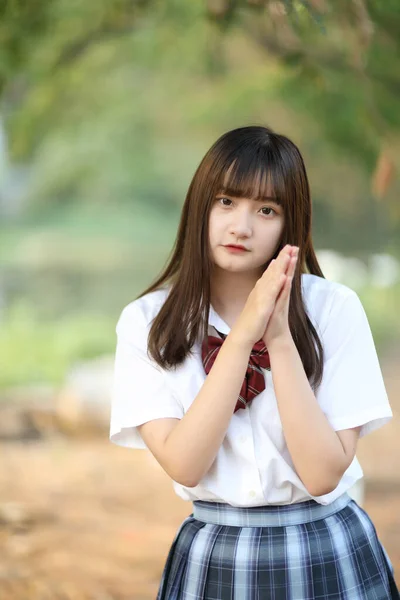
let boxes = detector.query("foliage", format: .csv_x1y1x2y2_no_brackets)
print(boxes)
1,1,399,168
0,0,399,390
0,299,116,389
0,280,399,390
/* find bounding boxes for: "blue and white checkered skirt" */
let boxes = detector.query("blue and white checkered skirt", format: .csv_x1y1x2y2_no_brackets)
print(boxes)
156,492,399,599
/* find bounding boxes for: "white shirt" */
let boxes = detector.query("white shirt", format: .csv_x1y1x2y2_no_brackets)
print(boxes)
109,273,393,507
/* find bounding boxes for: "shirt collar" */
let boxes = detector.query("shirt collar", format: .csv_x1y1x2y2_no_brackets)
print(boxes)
208,304,231,336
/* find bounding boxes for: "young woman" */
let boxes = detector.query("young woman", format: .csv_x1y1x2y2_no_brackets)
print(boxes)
110,126,399,599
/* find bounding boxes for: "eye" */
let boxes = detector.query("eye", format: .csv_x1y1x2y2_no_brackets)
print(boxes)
260,207,276,216
219,197,232,206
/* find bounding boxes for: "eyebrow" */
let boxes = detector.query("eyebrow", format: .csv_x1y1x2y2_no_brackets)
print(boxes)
216,190,283,207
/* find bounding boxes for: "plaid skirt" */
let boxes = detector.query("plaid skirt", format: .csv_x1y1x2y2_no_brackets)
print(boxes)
156,492,399,599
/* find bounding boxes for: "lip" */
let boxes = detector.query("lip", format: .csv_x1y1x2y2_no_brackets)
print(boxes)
223,244,249,252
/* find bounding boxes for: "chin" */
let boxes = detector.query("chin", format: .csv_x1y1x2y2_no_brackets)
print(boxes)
217,260,258,273
212,260,240,271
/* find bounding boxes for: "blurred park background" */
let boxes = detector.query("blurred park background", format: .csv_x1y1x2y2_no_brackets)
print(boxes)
0,1,399,598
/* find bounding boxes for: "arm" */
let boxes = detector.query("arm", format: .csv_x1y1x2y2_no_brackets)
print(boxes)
138,246,293,487
268,334,361,497
138,333,253,487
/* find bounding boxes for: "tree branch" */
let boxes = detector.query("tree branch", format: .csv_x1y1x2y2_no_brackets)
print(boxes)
53,23,137,71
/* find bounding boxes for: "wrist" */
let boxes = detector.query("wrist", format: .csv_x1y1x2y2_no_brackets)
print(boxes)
226,329,254,353
267,332,294,354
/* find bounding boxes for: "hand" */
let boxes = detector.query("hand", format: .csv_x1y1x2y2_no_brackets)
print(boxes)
229,244,294,348
262,245,299,350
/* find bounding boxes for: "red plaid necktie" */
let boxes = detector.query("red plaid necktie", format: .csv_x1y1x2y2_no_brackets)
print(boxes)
201,329,271,413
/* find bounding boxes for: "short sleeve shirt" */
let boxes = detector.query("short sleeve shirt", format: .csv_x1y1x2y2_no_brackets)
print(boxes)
109,274,393,506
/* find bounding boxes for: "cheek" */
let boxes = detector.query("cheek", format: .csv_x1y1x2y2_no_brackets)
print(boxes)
208,211,223,242
257,220,284,250
208,218,215,243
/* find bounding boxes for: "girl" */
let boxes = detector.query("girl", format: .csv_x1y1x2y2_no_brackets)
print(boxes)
110,125,399,599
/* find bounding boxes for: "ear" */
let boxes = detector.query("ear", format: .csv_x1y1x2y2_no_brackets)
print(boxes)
336,426,362,470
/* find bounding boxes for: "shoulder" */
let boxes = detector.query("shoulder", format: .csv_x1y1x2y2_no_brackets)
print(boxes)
116,287,171,339
301,272,357,304
301,273,360,331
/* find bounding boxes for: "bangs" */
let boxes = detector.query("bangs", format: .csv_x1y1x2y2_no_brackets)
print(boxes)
218,150,286,208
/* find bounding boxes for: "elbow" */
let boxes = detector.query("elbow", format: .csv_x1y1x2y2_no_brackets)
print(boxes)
304,474,342,497
172,472,201,488
168,461,202,488
307,481,338,497
162,436,202,488
181,478,201,488
303,458,348,497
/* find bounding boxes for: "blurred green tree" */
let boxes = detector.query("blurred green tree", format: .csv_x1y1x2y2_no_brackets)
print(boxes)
0,0,399,226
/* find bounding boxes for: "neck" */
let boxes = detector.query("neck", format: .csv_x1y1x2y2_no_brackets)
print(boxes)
210,266,262,319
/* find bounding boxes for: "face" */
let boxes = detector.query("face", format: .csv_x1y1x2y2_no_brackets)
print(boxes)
208,187,285,277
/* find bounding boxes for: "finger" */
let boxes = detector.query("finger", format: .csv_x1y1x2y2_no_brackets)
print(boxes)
283,274,293,299
290,247,299,262
278,245,292,262
276,272,294,309
287,255,298,278
275,272,287,294
274,250,291,271
274,255,295,283
273,272,288,307
280,244,292,256
271,245,290,265
261,269,286,296
263,255,289,278
279,245,298,271
264,246,295,281
285,246,298,273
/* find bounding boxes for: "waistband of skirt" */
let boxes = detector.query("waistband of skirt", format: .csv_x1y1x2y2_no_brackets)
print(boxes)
192,493,353,527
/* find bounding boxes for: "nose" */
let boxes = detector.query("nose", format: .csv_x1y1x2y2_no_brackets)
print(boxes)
229,207,252,239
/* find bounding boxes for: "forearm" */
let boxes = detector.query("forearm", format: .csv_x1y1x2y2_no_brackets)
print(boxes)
269,334,347,496
164,333,252,487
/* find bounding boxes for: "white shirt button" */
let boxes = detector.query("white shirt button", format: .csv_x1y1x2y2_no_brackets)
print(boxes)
239,435,247,443
249,490,257,498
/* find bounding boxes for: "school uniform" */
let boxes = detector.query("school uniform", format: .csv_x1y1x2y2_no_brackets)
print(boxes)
110,273,399,599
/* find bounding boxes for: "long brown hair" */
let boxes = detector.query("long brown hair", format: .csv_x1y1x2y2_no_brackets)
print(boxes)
138,125,325,390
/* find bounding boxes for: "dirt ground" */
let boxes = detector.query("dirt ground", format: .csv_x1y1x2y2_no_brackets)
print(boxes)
0,348,399,599
0,436,399,600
